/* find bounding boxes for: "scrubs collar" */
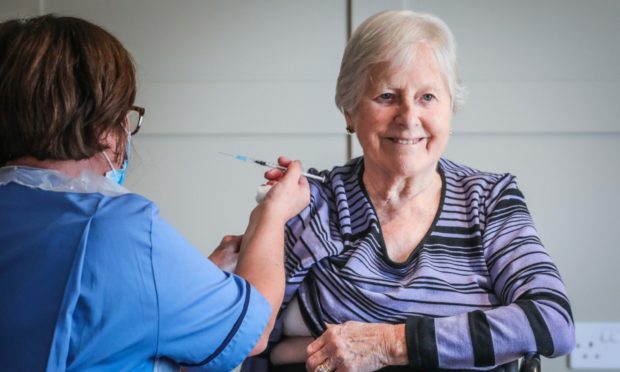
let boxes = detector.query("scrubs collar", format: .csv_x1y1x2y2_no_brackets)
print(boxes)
0,165,129,197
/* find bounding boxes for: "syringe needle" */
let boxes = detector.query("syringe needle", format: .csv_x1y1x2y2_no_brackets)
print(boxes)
218,152,325,183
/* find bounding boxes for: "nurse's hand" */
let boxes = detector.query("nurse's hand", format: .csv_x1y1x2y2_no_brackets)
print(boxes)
259,156,310,223
263,156,293,184
209,234,242,272
239,157,310,355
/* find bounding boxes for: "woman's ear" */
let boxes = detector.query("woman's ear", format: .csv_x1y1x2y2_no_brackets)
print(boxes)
344,111,355,134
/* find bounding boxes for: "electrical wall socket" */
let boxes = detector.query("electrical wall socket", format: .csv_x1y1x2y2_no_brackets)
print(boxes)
569,322,620,369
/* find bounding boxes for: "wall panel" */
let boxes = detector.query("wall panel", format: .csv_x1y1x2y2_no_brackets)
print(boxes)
42,0,347,135
0,0,38,19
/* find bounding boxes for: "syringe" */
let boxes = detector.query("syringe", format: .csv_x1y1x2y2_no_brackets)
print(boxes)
219,152,326,183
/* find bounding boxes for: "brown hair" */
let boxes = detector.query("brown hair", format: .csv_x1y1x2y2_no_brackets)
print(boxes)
0,14,136,166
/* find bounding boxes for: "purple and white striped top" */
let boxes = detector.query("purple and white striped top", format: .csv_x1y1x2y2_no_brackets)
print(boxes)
277,157,574,370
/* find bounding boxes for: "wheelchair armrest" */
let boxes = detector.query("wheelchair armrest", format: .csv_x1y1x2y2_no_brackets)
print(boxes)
521,353,541,372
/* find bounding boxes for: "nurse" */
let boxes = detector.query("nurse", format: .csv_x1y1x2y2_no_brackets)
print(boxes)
0,15,309,371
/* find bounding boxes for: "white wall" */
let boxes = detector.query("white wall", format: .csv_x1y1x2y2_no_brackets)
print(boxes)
2,1,619,371
0,0,37,19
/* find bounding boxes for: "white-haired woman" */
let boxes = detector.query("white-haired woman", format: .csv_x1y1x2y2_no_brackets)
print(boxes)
242,10,575,372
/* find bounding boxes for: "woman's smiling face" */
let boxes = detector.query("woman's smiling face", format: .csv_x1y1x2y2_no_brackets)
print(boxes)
346,43,453,179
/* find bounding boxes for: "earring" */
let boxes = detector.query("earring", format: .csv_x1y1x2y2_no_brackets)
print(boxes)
346,127,354,135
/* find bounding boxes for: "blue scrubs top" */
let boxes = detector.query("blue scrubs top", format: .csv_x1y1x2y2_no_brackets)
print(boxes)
0,166,270,372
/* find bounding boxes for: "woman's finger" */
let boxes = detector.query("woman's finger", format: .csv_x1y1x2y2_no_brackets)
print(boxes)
307,333,326,355
306,343,331,372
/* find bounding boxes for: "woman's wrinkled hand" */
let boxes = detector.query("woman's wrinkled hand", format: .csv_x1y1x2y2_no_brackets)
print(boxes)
208,234,242,272
306,321,406,372
260,156,310,223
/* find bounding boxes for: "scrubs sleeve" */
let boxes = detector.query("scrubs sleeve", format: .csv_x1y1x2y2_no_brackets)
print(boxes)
149,205,271,371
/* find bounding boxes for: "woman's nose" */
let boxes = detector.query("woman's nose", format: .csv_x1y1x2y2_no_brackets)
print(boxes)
393,100,420,128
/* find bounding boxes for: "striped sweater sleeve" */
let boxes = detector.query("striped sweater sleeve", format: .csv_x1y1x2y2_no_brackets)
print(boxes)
406,175,575,370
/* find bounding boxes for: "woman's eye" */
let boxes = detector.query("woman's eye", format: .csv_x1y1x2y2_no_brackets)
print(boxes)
376,93,396,102
421,93,436,102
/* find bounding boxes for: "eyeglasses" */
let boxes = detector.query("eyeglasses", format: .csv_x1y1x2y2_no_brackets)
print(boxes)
126,105,145,135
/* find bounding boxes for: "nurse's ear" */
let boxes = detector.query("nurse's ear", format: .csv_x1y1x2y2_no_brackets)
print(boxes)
99,126,127,169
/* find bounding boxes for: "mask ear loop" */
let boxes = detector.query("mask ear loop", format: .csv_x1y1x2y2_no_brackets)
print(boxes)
107,121,132,171
120,115,132,160
124,127,132,162
102,151,119,177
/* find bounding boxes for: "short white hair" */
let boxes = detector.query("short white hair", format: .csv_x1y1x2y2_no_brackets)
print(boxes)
335,10,466,113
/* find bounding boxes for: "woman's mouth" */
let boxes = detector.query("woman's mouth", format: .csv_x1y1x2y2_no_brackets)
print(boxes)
388,137,426,145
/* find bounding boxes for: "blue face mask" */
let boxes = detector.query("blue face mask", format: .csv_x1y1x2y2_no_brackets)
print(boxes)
103,131,131,186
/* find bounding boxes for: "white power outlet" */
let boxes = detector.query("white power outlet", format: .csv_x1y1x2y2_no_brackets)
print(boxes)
569,322,620,369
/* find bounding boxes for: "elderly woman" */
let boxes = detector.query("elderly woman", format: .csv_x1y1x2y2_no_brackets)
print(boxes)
0,15,310,371
243,10,575,372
